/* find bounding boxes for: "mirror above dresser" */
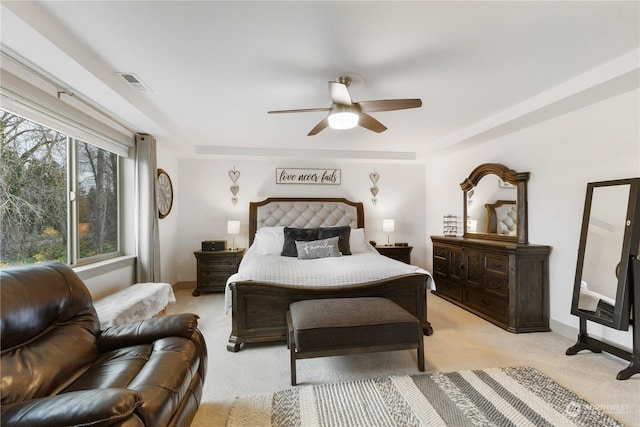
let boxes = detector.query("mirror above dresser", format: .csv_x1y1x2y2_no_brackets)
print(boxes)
461,163,529,244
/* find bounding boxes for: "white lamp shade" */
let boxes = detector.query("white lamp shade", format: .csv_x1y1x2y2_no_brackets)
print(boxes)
227,220,240,235
383,219,395,232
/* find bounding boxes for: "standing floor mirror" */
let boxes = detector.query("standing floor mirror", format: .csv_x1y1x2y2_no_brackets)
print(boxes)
566,177,640,380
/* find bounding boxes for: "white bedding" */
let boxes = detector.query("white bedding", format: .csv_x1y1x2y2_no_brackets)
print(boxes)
225,242,433,313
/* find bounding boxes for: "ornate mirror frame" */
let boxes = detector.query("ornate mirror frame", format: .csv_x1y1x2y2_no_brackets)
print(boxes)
461,163,530,244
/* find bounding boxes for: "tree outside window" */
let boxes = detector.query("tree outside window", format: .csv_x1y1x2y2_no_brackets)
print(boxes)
0,110,119,266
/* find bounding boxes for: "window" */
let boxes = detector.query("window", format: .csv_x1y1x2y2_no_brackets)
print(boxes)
0,110,120,266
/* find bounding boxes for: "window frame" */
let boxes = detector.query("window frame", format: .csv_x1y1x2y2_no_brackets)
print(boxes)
1,109,124,267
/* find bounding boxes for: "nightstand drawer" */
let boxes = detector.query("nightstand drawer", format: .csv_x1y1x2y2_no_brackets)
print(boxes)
200,270,232,283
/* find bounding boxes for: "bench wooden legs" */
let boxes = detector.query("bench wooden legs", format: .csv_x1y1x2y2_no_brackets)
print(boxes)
287,311,297,386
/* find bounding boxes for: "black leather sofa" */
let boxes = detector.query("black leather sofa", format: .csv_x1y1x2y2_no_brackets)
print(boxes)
1,263,207,426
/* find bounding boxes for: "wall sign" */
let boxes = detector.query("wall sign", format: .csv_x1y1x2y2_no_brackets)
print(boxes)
276,168,341,185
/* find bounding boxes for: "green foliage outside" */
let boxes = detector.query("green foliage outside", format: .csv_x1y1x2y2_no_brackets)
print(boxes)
0,110,118,266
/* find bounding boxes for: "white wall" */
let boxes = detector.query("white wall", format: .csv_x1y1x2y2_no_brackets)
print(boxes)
423,89,640,348
174,159,426,283
157,141,183,285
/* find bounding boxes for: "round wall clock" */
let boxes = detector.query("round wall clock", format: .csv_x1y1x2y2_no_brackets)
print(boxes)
156,168,173,218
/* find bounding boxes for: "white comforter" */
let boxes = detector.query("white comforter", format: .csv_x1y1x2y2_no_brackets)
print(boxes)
225,244,433,312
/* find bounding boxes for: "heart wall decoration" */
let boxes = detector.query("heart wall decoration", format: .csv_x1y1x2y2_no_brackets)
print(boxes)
229,166,240,205
370,170,380,206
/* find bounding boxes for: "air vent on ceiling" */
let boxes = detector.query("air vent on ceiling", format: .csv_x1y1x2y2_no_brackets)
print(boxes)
117,72,150,92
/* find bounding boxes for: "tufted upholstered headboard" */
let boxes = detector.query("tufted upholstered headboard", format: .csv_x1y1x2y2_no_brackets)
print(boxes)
248,197,365,246
485,200,517,236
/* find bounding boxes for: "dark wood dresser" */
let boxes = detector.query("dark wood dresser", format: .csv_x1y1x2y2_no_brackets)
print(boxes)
430,236,551,333
375,245,412,264
193,249,244,296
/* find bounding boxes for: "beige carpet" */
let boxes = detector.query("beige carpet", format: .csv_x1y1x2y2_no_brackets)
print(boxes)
167,290,639,427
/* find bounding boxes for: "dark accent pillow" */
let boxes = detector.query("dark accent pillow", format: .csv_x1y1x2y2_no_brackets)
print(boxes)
318,226,352,255
281,227,318,257
295,236,342,259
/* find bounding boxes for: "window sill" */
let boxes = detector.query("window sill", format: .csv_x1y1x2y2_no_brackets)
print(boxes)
73,255,136,281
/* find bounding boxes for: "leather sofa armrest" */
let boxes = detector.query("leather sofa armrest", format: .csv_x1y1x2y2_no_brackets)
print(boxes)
1,389,143,427
98,313,199,352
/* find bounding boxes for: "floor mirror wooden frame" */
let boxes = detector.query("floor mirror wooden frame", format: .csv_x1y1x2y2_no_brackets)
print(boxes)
566,178,640,380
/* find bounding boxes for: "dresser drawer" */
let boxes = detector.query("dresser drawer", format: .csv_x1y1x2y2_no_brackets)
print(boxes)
433,245,447,259
485,255,508,275
485,274,509,296
465,287,507,323
433,258,448,277
434,279,463,303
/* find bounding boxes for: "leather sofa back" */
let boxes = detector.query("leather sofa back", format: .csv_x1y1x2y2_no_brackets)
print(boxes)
1,263,100,404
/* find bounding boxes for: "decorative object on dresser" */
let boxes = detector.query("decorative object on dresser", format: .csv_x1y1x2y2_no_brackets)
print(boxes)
566,178,640,380
375,245,412,264
193,249,244,296
431,163,551,333
442,214,460,236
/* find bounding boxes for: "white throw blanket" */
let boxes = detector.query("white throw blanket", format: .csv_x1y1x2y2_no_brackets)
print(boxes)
225,245,433,313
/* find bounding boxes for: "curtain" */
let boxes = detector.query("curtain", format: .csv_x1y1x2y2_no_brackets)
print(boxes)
135,134,161,282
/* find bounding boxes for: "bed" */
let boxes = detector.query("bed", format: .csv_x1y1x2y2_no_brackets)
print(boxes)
225,197,433,352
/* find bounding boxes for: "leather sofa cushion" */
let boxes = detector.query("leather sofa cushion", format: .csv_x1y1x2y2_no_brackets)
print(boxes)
0,264,99,404
1,389,143,427
63,336,200,426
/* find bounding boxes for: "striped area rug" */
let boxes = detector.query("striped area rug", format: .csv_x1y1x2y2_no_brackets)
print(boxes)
226,367,625,426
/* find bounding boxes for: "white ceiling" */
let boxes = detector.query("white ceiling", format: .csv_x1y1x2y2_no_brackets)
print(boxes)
1,1,639,160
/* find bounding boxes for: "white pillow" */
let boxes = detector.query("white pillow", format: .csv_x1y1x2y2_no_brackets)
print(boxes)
349,228,370,253
256,226,284,236
253,226,284,255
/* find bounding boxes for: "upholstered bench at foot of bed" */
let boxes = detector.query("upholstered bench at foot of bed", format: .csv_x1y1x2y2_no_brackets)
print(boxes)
287,297,424,386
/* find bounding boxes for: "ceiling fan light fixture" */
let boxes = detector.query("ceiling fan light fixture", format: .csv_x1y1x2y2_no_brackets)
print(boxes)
328,111,359,130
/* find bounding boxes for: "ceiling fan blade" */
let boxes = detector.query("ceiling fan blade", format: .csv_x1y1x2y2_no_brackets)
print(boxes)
268,107,330,114
329,81,352,106
357,99,422,113
358,113,387,133
307,117,329,136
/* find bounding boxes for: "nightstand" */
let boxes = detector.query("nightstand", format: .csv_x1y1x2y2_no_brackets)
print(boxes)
375,245,412,264
193,249,244,296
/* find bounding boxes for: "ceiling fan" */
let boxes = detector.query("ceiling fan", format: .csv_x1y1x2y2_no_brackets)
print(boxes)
268,77,422,136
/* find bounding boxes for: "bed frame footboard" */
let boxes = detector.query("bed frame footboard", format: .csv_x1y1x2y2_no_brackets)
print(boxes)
227,273,431,352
